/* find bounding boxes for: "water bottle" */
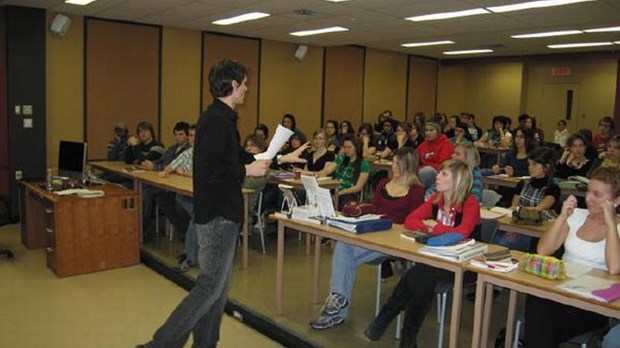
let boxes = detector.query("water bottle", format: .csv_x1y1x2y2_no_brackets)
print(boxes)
46,168,53,191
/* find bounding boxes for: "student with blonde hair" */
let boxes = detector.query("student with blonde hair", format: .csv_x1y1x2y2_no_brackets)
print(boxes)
365,160,481,347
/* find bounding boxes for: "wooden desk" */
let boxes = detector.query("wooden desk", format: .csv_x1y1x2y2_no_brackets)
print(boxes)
483,175,586,198
90,161,254,269
272,216,496,348
370,160,393,175
476,145,511,155
467,262,620,348
20,181,139,277
496,215,551,238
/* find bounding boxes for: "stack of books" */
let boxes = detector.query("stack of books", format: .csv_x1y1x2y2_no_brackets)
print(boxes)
419,239,487,262
470,249,518,272
327,214,392,234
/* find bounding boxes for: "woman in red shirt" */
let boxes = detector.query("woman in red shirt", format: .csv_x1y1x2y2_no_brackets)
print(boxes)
365,160,481,347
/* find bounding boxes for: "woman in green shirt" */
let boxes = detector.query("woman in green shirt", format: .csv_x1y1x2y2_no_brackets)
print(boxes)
319,135,370,208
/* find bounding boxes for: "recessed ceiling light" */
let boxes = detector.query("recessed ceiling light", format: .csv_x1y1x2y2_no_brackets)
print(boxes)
511,30,583,38
443,49,494,55
487,0,596,13
406,8,489,22
616,41,620,44
547,41,614,49
583,26,620,33
212,12,270,25
402,40,455,48
290,26,349,37
65,0,97,5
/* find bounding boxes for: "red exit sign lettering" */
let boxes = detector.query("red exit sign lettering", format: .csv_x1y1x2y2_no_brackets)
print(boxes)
552,67,571,76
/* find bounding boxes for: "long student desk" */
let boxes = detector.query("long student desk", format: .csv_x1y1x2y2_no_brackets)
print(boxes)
272,215,504,348
482,175,587,198
467,259,620,348
90,161,255,269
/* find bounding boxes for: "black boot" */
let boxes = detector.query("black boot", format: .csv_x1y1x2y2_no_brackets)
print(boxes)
398,304,430,348
364,296,406,341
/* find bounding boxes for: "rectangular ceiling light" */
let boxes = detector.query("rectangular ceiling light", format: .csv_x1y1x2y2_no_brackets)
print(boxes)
290,26,349,37
65,0,97,5
443,49,493,55
324,0,354,2
488,0,596,13
547,41,613,48
406,8,489,22
213,12,270,25
402,40,455,48
583,26,620,33
511,30,583,38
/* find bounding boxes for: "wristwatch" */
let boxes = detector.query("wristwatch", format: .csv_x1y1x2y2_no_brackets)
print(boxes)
276,154,283,165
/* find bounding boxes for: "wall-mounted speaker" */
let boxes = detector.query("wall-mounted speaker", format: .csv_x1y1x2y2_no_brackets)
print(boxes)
50,14,71,37
294,44,308,61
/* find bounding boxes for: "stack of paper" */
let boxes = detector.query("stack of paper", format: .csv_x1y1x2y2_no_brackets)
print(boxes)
419,239,488,262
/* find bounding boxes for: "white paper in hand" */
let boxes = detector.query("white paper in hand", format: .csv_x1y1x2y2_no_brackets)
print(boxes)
254,125,294,160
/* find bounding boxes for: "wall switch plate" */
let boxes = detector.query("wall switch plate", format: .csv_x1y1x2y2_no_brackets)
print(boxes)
15,170,23,180
23,118,33,128
15,105,21,115
22,105,33,115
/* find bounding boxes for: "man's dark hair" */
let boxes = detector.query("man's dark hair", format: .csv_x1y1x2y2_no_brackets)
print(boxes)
578,128,593,142
208,59,247,98
173,121,190,135
599,116,615,130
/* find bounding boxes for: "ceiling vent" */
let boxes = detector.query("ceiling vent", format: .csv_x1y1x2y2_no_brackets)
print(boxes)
292,9,316,18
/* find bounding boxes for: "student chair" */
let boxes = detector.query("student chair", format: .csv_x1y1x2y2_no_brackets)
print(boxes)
513,312,598,348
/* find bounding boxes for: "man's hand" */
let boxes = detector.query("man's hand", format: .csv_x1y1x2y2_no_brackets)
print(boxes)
281,142,310,164
246,160,271,177
140,160,154,171
158,170,170,178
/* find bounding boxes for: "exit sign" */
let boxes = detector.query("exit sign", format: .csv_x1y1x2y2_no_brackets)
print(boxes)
552,67,572,76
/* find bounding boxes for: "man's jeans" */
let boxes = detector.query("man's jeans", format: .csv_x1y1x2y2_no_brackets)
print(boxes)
329,241,386,318
176,195,197,262
148,217,239,348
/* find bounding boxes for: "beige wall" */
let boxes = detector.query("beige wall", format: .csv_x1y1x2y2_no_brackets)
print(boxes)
259,40,324,136
523,58,617,138
438,61,523,129
161,27,201,146
407,56,437,121
46,13,84,167
363,48,407,123
323,46,364,128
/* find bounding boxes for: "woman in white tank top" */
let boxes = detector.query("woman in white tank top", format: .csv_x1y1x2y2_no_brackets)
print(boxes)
525,166,620,348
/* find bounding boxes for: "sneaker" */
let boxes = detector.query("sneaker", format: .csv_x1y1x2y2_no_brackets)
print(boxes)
321,292,349,316
310,314,345,330
173,258,195,273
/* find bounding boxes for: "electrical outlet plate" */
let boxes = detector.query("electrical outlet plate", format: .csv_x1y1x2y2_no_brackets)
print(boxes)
22,105,33,115
15,170,23,180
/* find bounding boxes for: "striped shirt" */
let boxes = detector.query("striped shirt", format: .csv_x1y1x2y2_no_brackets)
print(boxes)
169,147,193,174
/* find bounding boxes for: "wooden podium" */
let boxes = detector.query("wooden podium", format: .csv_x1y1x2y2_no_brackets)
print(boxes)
20,181,140,277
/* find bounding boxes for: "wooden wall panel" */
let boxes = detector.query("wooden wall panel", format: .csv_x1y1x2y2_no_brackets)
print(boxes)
323,46,364,129
259,40,324,136
46,13,83,167
202,33,259,140
0,6,8,198
407,56,437,121
86,19,160,159
363,48,407,124
161,27,201,146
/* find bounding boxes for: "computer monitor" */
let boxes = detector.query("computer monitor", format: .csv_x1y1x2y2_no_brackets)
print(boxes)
57,141,87,180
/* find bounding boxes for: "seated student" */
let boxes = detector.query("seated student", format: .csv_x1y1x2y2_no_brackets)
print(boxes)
408,122,424,149
554,119,570,148
309,148,424,330
297,129,335,175
466,113,483,142
373,110,398,135
426,142,483,203
476,115,512,149
449,120,473,145
107,122,128,161
491,128,537,178
383,122,418,158
242,134,270,224
157,125,196,272
555,133,593,179
493,147,560,251
319,135,370,208
338,120,355,147
364,160,481,347
416,118,454,189
524,115,545,144
140,122,191,171
577,128,600,162
443,115,458,139
524,167,620,347
589,134,620,174
125,121,165,164
254,123,269,146
592,116,615,153
279,131,307,170
324,120,340,152
373,120,396,159
357,122,377,160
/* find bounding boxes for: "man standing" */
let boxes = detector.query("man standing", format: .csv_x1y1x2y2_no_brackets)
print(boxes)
137,59,306,348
